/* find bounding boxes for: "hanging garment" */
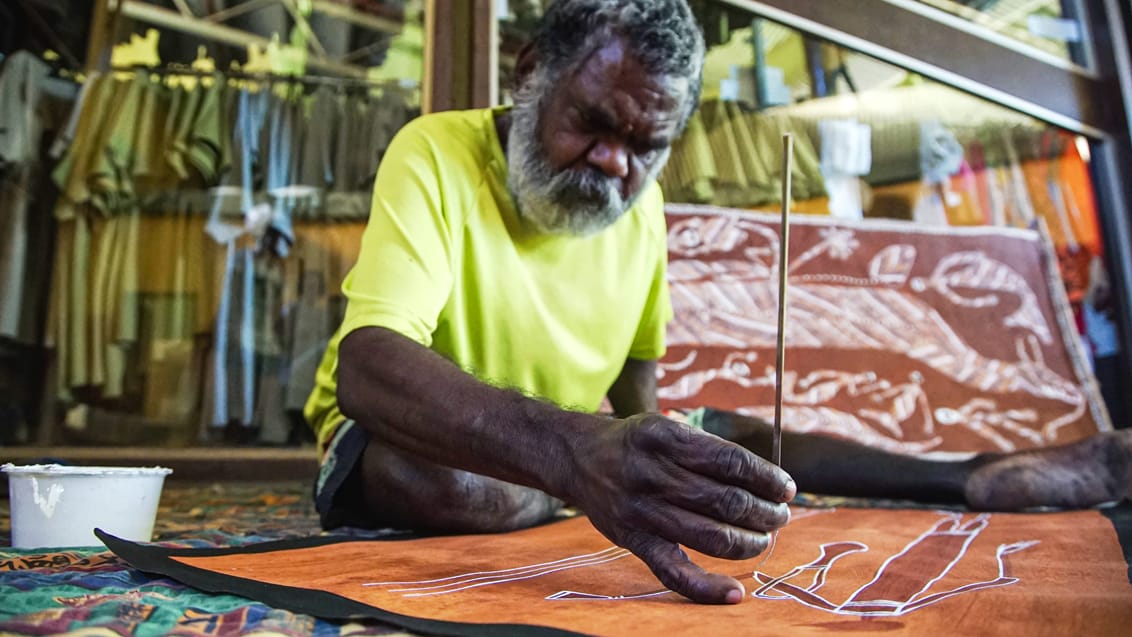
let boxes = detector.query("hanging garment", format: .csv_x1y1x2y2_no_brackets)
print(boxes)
46,74,226,407
207,88,270,244
326,90,372,220
204,244,297,431
252,255,290,443
658,110,716,204
0,53,77,343
752,111,825,204
819,118,872,220
41,69,414,437
209,245,257,427
0,166,36,341
699,98,751,206
294,85,339,215
282,221,364,413
264,91,309,255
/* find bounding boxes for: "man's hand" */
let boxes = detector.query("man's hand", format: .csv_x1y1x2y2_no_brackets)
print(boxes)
564,413,795,605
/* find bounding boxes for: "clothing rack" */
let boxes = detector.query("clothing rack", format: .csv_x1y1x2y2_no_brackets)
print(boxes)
114,0,388,80
108,63,419,91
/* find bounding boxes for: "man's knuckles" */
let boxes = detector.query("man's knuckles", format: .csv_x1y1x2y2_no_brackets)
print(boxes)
716,487,762,525
712,493,789,531
711,443,756,481
623,414,684,450
692,524,769,560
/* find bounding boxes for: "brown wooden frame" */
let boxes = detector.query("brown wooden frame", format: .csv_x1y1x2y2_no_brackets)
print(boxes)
426,0,497,112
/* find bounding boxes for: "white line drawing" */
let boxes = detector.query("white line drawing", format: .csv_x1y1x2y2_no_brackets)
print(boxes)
662,212,1087,450
361,547,632,598
659,358,945,454
355,513,1037,617
543,508,835,602
934,398,1044,450
869,244,917,286
360,511,838,603
545,589,674,601
751,514,1038,617
918,252,1053,345
790,226,862,271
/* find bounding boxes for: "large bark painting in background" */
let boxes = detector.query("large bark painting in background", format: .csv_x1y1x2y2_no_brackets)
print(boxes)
660,204,1110,454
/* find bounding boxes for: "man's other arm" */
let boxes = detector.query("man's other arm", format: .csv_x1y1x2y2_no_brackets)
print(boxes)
607,358,658,417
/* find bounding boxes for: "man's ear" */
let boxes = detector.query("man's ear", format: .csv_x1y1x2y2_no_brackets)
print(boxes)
512,42,539,91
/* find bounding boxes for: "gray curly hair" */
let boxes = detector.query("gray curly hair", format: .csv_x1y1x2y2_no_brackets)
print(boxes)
529,0,706,127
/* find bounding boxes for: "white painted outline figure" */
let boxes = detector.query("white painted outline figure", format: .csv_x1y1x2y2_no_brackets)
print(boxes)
751,514,1038,616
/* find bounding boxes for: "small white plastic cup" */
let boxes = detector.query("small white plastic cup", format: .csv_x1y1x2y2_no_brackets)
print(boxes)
3,464,172,548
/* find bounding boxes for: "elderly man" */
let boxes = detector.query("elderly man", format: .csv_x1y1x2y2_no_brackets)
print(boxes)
307,0,1132,605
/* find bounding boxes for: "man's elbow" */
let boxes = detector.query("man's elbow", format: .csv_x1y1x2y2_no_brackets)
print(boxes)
337,363,363,422
336,329,376,421
336,326,422,423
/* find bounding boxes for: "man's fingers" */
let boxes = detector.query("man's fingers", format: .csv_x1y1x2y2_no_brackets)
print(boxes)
628,533,746,604
676,432,796,502
663,473,791,532
642,507,773,560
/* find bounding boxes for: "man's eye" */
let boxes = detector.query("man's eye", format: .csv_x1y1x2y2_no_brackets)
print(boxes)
575,109,597,130
636,146,665,163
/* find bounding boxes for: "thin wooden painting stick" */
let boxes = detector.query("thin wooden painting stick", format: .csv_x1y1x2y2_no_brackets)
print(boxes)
755,135,794,573
773,134,793,468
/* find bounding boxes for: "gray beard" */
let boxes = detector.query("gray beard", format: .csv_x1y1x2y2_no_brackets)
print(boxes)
506,87,667,237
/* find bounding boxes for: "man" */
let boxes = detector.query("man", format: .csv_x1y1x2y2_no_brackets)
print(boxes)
307,0,1132,605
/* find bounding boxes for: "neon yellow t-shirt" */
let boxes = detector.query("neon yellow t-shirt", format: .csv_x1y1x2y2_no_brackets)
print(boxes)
305,107,673,450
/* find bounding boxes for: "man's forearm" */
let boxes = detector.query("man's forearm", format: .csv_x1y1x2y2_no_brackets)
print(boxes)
336,326,589,499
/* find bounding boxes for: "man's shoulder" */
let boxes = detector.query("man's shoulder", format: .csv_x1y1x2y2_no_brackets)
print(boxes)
394,108,496,155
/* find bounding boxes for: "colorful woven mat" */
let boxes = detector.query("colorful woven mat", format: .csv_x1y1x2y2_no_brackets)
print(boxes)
0,481,403,636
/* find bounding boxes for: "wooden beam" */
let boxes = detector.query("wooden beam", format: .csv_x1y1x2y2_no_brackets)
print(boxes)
472,0,499,108
426,0,478,112
118,0,370,78
311,0,400,35
423,0,443,112
85,0,117,72
1090,0,1132,423
204,0,277,23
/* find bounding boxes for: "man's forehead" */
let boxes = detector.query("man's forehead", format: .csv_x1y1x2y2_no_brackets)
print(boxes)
563,40,689,128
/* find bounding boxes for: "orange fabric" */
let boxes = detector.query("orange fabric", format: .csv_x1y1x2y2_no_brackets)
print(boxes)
1025,149,1102,257
175,508,1132,636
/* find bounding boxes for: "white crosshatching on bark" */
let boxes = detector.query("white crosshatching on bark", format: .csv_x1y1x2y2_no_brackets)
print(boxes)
662,211,1087,451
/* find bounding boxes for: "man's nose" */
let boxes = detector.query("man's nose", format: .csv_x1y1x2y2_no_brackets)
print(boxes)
587,140,629,179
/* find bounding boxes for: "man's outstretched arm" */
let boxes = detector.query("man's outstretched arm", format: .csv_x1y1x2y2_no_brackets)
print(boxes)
337,326,795,605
